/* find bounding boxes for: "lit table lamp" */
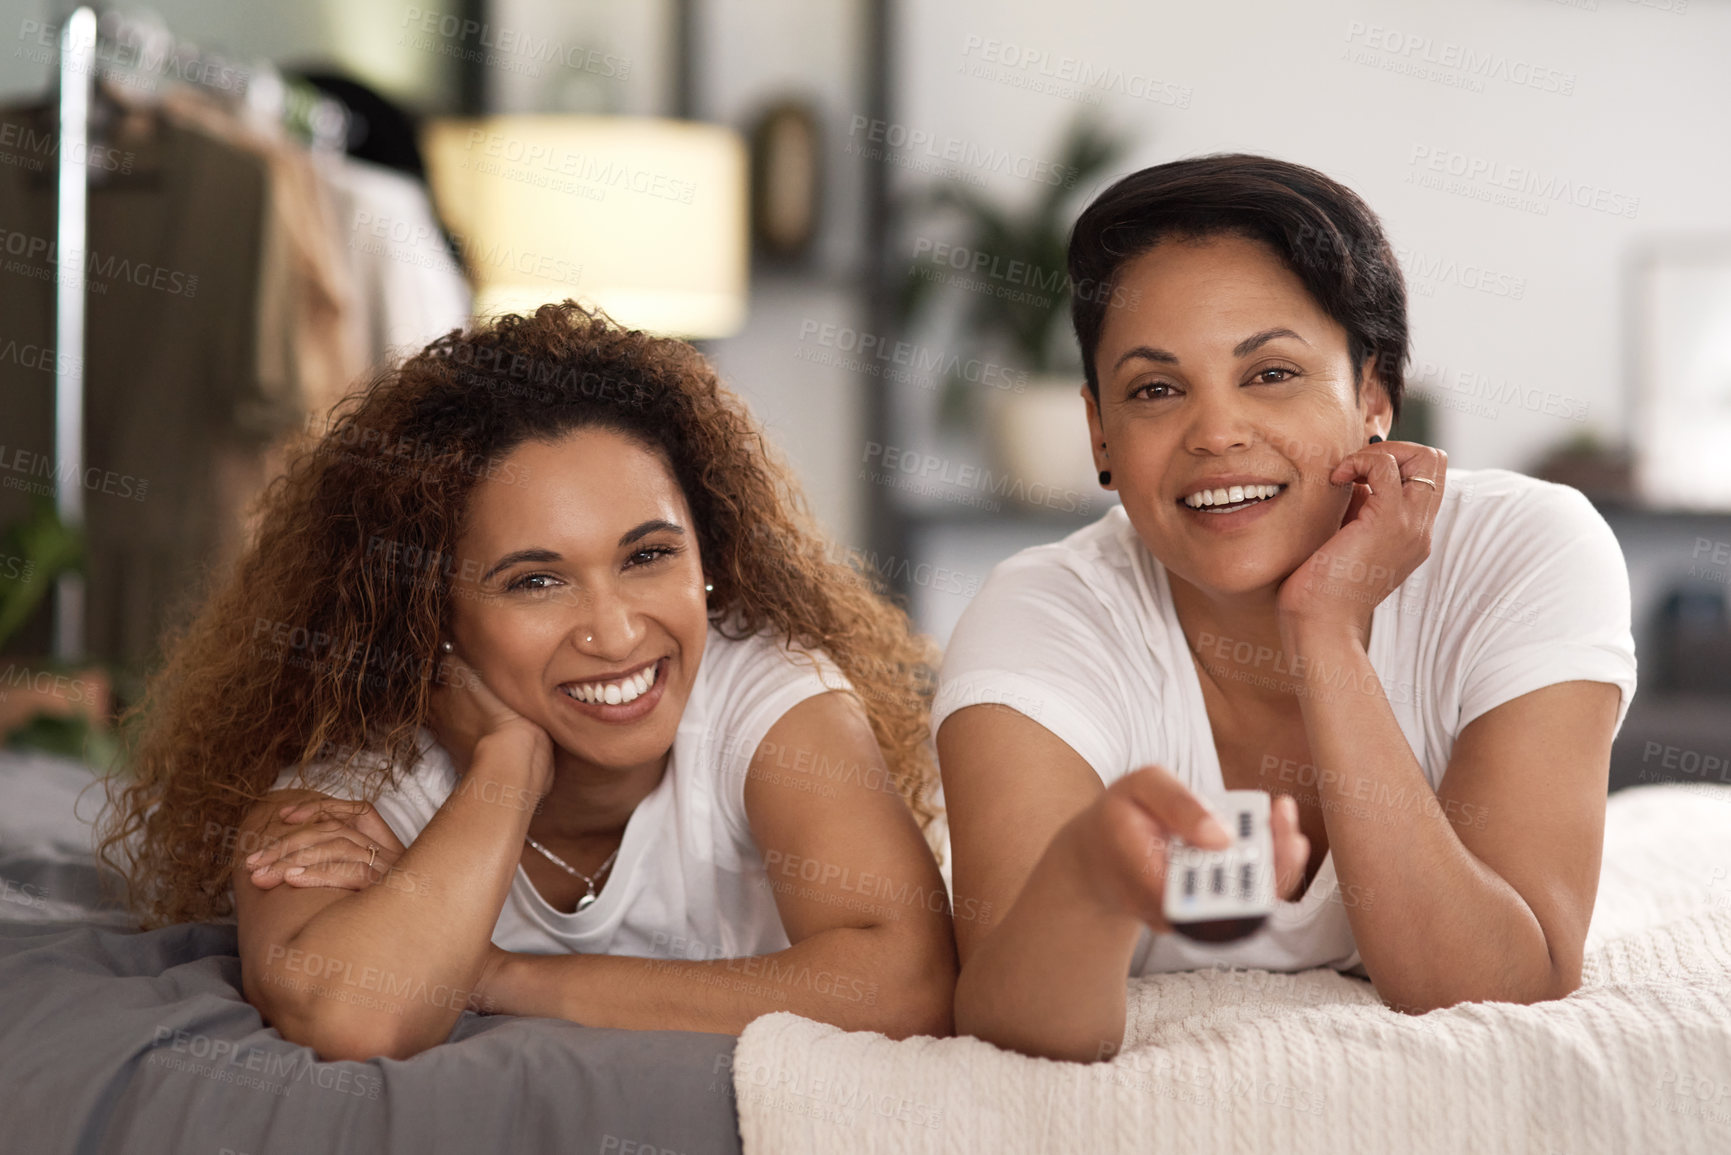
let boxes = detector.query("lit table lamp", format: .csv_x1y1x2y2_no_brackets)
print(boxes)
423,115,749,338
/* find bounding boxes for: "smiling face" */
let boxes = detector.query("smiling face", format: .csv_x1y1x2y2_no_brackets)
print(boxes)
1085,232,1392,599
446,426,709,772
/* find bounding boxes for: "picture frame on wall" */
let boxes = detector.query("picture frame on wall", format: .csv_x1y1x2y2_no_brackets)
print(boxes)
1631,238,1731,511
749,99,822,263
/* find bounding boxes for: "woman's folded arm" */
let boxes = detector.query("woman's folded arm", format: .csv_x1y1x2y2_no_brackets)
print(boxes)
233,729,547,1061
485,919,950,1038
1286,627,1618,1014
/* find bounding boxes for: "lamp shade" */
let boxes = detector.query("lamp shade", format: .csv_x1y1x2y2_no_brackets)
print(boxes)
423,115,749,338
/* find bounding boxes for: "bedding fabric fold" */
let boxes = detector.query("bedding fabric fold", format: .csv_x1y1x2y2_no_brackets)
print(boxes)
0,919,744,1155
734,784,1731,1155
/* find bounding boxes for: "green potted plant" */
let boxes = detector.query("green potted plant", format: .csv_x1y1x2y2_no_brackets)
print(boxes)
896,114,1131,510
0,497,120,770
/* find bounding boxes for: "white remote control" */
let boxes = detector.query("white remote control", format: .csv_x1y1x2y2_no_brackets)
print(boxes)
1162,790,1276,943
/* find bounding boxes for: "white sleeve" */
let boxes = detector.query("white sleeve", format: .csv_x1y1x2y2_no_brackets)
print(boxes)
268,756,376,798
268,765,351,795
265,753,432,848
710,634,858,848
1452,483,1638,734
932,552,1134,784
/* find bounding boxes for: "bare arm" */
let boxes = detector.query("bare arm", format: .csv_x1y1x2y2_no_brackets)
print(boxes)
1276,441,1618,1012
941,704,1133,1060
941,704,1308,1061
233,728,548,1060
1289,629,1617,1013
482,692,956,1038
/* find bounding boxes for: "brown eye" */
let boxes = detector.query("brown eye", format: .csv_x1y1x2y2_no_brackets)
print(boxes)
507,573,558,592
626,545,679,568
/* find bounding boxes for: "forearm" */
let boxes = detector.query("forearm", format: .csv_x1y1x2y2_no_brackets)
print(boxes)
953,824,1144,1062
261,734,542,1056
1289,629,1562,1011
492,923,952,1039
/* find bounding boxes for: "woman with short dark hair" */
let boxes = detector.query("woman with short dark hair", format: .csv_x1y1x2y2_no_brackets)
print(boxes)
939,154,1636,1061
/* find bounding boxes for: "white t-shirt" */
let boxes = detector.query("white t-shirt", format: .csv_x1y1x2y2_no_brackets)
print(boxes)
268,624,853,961
932,468,1638,978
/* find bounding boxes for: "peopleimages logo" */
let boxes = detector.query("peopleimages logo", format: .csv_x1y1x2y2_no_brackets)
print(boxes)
1343,22,1577,95
456,129,697,205
397,7,631,78
0,443,148,501
1406,357,1589,424
860,442,1090,517
0,119,134,173
1406,145,1639,219
795,320,1028,392
910,237,1135,309
148,1026,382,1099
846,116,1080,188
957,35,1192,109
1393,245,1526,301
0,227,200,297
16,19,249,93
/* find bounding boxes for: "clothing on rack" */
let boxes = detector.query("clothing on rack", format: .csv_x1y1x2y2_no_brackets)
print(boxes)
291,71,434,184
0,101,279,670
157,84,368,427
321,156,472,369
290,73,470,361
291,70,472,362
157,79,470,420
0,65,471,674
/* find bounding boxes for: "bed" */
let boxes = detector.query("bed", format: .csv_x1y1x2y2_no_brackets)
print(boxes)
732,782,1731,1155
0,749,744,1155
6,748,1728,1155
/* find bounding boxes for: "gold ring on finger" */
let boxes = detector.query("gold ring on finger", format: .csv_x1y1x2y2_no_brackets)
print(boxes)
1402,476,1438,490
367,845,379,870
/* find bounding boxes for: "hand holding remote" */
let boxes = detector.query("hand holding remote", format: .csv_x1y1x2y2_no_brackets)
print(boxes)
1064,766,1310,939
1164,790,1281,942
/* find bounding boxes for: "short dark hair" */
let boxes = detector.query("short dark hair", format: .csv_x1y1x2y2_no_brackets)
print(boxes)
1068,153,1407,422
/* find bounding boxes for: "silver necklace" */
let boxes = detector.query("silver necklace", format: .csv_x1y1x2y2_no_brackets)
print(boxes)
524,835,621,911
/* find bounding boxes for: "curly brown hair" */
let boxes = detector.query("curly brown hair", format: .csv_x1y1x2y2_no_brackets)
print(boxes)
98,302,943,927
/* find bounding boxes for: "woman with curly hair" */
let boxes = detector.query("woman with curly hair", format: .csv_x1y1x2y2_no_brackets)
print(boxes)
99,302,955,1060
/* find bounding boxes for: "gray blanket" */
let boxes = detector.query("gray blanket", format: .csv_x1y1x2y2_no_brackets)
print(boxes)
0,749,742,1154
0,918,744,1155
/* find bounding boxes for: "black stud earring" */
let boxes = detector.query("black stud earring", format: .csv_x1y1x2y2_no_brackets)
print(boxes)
1368,434,1384,444
1098,470,1112,486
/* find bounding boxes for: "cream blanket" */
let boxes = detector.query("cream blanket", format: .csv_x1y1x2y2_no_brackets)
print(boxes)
733,784,1731,1154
